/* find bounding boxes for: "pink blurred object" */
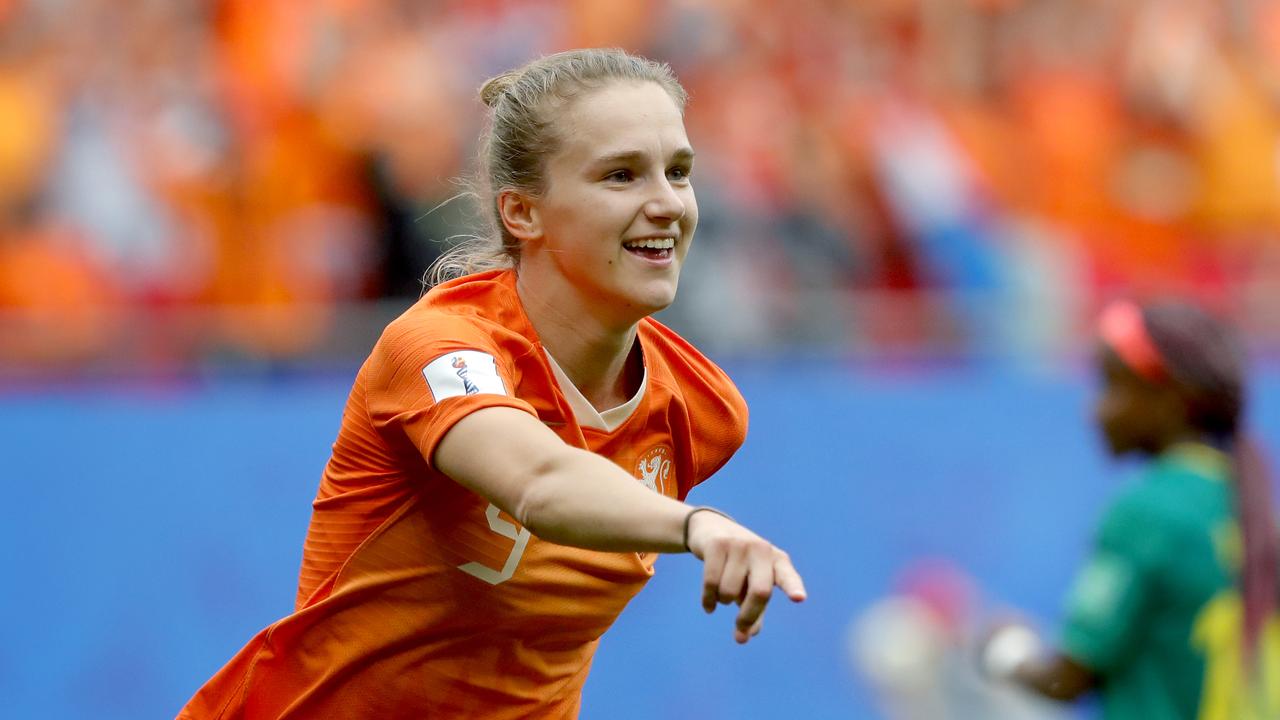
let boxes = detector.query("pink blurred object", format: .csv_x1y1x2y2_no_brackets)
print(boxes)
895,558,978,635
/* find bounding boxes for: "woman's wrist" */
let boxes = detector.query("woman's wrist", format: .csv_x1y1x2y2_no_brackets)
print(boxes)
682,506,733,552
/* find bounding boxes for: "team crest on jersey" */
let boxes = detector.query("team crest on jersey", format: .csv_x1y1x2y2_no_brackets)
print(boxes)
635,445,674,495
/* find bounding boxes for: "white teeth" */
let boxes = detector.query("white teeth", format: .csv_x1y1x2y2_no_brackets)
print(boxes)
624,238,675,250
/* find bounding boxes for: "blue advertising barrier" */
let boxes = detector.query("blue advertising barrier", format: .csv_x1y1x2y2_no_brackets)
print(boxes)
3,359,1278,719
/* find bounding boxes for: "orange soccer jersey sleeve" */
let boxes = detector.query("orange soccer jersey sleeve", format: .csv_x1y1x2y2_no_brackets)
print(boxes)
364,312,539,468
295,309,539,608
686,363,749,484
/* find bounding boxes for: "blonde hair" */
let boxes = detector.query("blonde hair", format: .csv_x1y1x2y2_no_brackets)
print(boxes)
427,48,689,285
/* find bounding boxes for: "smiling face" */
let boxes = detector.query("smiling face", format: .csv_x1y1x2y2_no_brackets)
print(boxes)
515,80,697,325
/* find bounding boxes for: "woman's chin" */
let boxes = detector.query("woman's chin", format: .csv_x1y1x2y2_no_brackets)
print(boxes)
609,276,679,317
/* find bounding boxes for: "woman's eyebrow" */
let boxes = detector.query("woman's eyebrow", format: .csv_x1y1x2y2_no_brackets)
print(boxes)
589,147,696,167
590,150,644,167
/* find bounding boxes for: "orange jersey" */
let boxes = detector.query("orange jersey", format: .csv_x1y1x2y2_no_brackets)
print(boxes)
179,269,748,719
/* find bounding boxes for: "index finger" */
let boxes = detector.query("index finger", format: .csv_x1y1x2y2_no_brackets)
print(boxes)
773,552,807,602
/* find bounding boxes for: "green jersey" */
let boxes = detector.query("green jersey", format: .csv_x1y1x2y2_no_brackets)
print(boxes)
1060,443,1280,720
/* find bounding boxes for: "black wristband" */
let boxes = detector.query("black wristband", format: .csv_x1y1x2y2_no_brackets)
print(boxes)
682,506,732,552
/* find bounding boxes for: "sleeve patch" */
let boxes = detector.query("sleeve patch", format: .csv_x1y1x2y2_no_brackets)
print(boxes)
1066,552,1136,624
422,350,508,401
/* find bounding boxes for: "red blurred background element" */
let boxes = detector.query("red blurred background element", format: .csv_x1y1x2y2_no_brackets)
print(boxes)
5,0,1280,371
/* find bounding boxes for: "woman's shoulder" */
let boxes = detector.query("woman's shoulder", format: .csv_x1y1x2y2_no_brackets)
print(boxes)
639,318,749,479
1122,449,1232,510
1101,460,1226,544
415,269,523,319
639,317,741,396
639,318,748,443
377,270,535,360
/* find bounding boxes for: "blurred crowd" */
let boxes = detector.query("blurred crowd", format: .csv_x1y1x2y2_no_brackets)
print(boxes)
5,0,1280,368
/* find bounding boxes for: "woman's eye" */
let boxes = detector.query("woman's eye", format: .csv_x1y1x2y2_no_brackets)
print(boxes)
606,170,633,182
668,166,691,181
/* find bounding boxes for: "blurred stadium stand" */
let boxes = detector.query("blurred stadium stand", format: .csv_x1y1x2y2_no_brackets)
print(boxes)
5,0,1280,718
5,0,1280,374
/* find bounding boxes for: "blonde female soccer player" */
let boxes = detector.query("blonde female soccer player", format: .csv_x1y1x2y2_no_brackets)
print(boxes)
179,48,806,719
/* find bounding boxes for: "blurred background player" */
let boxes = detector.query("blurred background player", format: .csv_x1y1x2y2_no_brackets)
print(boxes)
178,48,805,719
979,300,1280,718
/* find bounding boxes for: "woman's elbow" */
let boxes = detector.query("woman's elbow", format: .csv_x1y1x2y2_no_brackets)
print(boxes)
509,452,571,537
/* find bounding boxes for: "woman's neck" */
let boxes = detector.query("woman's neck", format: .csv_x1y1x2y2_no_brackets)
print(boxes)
516,271,643,411
1148,430,1223,458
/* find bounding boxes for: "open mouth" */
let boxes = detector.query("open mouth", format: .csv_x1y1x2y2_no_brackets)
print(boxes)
622,237,676,261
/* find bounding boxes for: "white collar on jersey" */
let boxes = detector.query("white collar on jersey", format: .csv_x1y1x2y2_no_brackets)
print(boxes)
543,349,647,432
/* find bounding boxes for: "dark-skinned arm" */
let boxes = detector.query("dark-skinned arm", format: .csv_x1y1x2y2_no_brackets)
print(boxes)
1010,651,1098,701
980,624,1098,701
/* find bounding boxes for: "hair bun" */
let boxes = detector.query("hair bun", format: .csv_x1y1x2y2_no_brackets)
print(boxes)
479,71,519,107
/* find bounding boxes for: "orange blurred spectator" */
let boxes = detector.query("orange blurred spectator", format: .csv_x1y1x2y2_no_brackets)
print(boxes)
0,224,120,366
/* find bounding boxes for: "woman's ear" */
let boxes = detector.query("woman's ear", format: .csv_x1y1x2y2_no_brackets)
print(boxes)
497,189,542,243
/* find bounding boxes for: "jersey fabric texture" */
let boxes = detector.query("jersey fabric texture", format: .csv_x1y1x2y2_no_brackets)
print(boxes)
1060,444,1241,720
178,269,748,719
